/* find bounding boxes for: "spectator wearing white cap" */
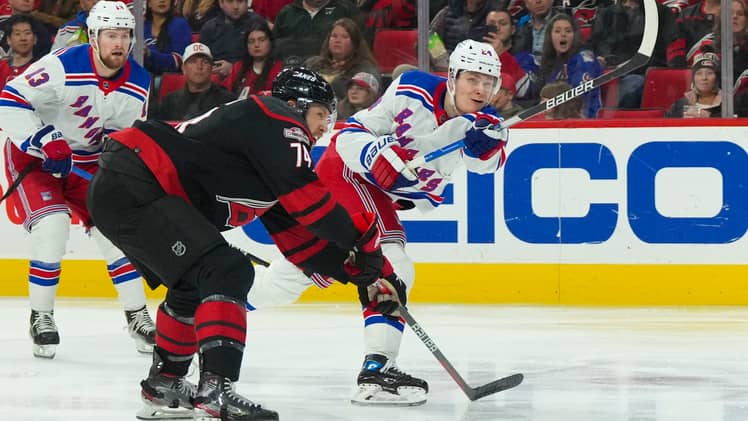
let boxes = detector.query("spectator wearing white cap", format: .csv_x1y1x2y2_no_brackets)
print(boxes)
153,42,236,120
337,71,380,120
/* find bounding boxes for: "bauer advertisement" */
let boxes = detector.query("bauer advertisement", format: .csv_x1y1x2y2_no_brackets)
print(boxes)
1,120,747,304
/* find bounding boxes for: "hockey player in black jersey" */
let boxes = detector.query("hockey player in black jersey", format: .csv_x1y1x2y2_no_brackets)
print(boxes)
86,67,407,421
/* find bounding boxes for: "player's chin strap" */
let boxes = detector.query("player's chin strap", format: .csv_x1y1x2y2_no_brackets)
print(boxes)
410,0,659,170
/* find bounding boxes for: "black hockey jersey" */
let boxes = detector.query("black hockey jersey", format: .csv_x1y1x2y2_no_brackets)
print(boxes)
104,95,358,277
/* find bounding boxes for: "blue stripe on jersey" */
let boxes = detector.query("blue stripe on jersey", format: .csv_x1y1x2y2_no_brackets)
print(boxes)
0,99,33,110
57,44,95,74
364,314,405,331
0,85,34,110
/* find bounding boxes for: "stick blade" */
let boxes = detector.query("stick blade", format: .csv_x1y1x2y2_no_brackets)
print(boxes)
468,373,524,401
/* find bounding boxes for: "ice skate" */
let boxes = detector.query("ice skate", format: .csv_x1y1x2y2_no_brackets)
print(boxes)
125,305,156,353
351,354,428,406
193,371,278,420
136,349,196,420
30,310,59,359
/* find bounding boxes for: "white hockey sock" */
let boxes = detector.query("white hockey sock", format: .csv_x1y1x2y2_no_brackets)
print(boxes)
246,257,312,309
364,321,404,361
29,261,61,312
28,213,70,312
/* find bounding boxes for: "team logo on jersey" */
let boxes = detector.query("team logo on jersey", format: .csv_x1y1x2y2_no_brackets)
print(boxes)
40,191,53,201
216,195,277,228
171,241,186,256
283,127,310,145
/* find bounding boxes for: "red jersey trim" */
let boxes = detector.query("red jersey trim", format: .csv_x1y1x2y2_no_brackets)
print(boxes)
107,128,192,203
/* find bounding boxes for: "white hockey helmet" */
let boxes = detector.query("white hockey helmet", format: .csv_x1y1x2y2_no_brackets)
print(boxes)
448,39,502,97
87,1,136,54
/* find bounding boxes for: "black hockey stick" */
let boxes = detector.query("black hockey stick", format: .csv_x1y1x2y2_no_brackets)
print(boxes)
408,0,659,167
0,162,36,205
399,305,523,400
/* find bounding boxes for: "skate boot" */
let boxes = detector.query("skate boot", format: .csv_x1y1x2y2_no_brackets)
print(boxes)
192,371,278,420
136,351,196,420
29,310,59,359
126,305,156,353
351,354,428,406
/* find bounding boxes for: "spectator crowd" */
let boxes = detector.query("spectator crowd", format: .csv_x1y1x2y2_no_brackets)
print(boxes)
1,0,747,120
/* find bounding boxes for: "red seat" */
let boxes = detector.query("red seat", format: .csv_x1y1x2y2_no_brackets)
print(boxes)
640,67,692,110
159,73,186,100
597,107,666,119
191,33,200,43
599,68,619,108
373,29,418,74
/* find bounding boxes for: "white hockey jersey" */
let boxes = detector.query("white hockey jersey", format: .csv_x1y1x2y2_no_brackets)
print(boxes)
333,70,506,211
0,44,150,164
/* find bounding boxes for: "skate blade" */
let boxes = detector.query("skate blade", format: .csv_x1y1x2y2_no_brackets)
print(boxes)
32,344,57,359
351,384,427,407
136,405,193,420
130,334,155,354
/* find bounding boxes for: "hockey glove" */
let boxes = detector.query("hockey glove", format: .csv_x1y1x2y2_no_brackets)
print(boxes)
463,114,507,159
358,274,407,318
363,135,418,191
41,138,73,177
344,211,386,287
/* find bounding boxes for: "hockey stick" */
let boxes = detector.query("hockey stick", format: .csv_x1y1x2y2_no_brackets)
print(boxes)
399,305,523,400
0,162,36,205
408,0,659,168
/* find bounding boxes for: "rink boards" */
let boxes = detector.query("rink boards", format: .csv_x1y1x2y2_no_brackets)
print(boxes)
1,119,747,305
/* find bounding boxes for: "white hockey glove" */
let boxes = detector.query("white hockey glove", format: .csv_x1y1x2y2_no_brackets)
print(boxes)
361,135,418,190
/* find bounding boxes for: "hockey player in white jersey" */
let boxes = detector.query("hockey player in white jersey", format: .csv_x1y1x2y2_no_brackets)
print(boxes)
0,1,155,359
245,39,508,405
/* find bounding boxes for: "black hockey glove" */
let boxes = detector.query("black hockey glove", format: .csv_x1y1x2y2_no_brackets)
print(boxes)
344,212,386,287
358,274,407,318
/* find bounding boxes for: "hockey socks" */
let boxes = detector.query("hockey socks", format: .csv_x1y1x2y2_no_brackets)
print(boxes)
155,303,197,376
195,296,246,381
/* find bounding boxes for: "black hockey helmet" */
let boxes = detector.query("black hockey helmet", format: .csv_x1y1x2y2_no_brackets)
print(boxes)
272,67,337,117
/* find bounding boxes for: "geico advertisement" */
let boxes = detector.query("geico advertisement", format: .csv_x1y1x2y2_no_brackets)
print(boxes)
1,124,747,264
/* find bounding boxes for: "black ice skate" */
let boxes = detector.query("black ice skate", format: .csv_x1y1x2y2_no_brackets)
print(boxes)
351,354,428,406
136,351,197,420
30,310,59,359
192,371,278,421
125,306,156,353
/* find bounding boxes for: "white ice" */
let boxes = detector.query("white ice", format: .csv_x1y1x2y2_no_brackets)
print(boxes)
1,298,747,420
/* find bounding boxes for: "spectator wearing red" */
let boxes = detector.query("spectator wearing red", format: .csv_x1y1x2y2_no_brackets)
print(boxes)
273,0,362,63
223,20,282,98
359,0,417,44
490,72,523,118
251,0,291,24
337,71,380,120
305,17,380,100
0,14,35,89
666,52,721,117
0,0,50,60
667,0,719,66
144,0,192,75
483,8,529,98
687,0,748,82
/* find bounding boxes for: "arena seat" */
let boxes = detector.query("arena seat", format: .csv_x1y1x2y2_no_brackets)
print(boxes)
640,67,692,110
373,29,418,74
158,73,186,100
